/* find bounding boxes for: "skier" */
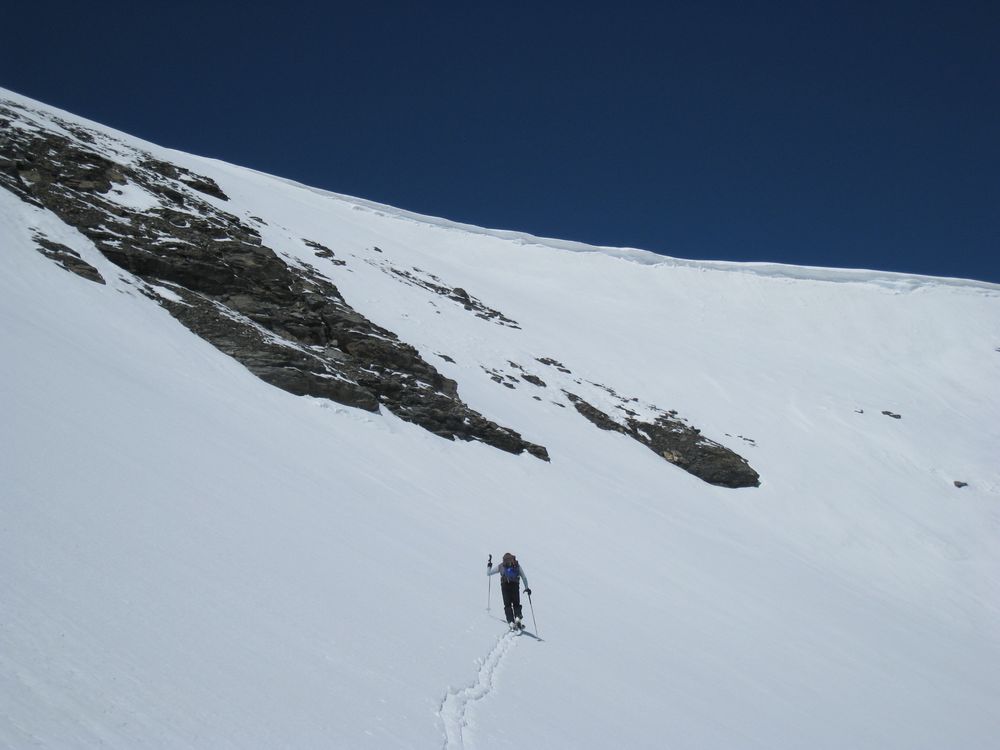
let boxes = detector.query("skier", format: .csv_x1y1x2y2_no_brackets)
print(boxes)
488,552,531,630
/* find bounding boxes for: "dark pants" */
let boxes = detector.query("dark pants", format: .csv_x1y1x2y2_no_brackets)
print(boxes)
501,579,522,623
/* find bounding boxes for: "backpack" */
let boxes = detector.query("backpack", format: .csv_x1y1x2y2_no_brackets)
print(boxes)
502,561,519,583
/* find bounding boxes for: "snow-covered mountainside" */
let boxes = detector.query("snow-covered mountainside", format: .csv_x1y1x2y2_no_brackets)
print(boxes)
2,87,999,748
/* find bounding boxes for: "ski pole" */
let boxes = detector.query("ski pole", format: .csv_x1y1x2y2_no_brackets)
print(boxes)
526,589,538,636
486,555,492,611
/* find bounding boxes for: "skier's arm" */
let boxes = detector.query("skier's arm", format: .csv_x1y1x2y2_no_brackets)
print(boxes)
487,563,500,576
519,565,529,589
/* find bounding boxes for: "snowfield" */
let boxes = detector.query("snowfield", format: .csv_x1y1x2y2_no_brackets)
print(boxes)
2,87,999,749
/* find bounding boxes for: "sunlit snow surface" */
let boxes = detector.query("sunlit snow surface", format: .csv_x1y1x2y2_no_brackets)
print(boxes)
1,87,999,749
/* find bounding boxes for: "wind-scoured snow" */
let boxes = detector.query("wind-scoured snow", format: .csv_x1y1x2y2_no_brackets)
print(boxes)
2,86,999,749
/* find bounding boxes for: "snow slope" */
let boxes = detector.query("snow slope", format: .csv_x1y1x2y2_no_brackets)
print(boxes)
2,88,999,748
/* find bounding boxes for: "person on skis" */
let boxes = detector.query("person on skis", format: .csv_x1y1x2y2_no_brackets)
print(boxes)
488,552,531,630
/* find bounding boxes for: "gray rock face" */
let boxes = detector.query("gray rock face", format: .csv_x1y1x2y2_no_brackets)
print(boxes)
566,393,760,489
375,264,520,328
32,231,105,284
1,96,762,484
0,100,548,461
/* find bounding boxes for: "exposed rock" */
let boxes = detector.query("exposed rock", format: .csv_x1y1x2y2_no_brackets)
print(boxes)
0,99,547,461
179,175,228,201
536,357,572,373
141,157,229,201
954,481,968,489
882,410,902,419
377,263,520,328
542,356,759,487
304,238,346,265
568,393,760,489
483,367,505,384
482,366,524,389
32,232,105,284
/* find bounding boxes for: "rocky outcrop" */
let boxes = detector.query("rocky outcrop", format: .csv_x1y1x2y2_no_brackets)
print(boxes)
32,231,105,284
566,393,760,488
0,99,548,461
374,262,520,328
472,354,761,487
1,97,764,484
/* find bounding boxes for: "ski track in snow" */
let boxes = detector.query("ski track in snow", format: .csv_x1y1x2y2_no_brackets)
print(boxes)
439,632,517,749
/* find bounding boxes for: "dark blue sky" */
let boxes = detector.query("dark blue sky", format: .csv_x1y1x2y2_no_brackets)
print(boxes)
3,2,997,283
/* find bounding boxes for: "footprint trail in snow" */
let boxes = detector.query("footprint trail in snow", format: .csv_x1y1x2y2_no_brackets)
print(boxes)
439,631,517,749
